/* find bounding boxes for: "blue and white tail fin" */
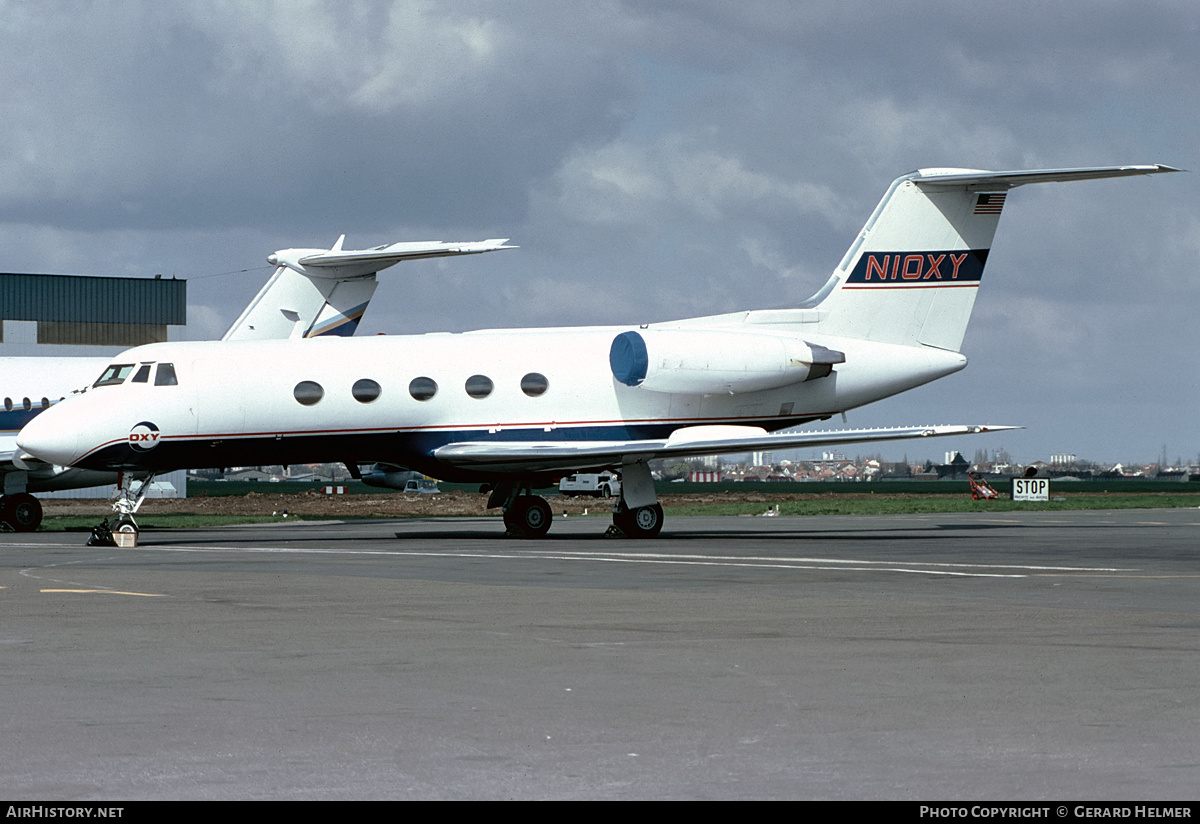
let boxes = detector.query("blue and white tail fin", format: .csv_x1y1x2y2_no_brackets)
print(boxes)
809,165,1179,351
222,237,516,341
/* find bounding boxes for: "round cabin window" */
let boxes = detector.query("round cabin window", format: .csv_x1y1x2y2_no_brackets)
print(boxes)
294,381,324,406
409,376,438,401
521,372,549,397
465,375,493,399
352,378,382,403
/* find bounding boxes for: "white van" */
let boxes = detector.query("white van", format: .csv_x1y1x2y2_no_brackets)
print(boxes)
558,473,620,498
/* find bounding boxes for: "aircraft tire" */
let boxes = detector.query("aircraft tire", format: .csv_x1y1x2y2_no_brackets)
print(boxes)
112,516,138,535
507,495,552,538
613,503,664,538
0,493,42,532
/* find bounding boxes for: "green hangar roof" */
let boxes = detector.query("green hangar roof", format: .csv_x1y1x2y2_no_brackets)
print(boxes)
0,273,187,346
0,273,186,324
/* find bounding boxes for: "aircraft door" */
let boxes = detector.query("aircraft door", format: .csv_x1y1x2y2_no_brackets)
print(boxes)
190,358,245,435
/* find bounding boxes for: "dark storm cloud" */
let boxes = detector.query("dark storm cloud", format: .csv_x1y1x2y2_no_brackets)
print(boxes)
0,2,637,233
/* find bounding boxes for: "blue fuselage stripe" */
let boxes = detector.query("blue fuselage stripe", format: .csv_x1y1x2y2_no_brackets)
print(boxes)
1,406,46,434
71,415,820,480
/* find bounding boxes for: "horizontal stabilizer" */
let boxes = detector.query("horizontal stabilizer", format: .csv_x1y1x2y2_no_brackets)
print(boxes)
911,164,1181,190
433,424,1019,474
270,238,516,280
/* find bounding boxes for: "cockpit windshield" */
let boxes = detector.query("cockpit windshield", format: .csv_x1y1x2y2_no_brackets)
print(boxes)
91,362,178,388
93,364,136,388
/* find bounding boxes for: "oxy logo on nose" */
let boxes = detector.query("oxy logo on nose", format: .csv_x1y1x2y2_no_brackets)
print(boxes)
129,421,161,452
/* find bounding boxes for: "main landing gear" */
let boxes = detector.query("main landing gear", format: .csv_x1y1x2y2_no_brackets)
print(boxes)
504,494,553,538
488,482,554,538
605,461,663,538
610,500,664,539
0,493,43,532
487,460,665,539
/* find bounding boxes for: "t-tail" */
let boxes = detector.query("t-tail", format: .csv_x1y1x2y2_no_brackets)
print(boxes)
807,165,1180,351
222,236,516,341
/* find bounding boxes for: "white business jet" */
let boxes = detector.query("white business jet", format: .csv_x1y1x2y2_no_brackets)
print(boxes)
17,165,1177,538
0,236,513,530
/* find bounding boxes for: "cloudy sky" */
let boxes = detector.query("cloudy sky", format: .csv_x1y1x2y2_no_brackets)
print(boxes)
2,1,1195,465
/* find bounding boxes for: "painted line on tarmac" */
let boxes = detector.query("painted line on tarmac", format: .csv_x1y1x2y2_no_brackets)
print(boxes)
103,542,1139,579
539,551,1135,573
40,588,165,597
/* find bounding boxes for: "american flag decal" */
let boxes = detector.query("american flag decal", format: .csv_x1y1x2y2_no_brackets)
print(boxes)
974,192,1006,214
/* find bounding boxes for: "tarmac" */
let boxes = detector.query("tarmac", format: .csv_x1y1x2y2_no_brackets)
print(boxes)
2,508,1198,799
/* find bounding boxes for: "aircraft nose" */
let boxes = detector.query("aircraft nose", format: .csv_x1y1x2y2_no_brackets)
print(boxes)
16,403,85,466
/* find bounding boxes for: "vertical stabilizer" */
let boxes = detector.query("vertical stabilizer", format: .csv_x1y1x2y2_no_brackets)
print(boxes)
809,165,1178,351
221,262,364,341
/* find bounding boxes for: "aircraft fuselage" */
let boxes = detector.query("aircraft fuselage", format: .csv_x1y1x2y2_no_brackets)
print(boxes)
21,326,966,481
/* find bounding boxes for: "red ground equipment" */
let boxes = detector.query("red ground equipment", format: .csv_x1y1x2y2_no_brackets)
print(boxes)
967,471,1000,500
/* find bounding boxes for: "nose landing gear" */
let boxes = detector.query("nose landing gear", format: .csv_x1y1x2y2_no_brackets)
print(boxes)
87,472,153,547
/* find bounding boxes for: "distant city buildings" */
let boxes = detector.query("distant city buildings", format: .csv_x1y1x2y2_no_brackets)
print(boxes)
653,450,1198,483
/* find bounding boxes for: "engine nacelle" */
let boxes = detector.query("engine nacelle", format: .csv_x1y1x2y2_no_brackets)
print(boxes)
609,329,843,395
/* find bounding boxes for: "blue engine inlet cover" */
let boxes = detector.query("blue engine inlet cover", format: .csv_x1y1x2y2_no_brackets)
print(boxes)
609,331,649,387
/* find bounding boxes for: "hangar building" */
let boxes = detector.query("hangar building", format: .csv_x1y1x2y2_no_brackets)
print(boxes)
0,272,185,346
2,271,188,498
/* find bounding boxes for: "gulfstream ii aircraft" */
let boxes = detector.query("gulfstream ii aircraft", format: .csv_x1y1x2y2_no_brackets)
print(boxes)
0,236,513,531
16,165,1177,538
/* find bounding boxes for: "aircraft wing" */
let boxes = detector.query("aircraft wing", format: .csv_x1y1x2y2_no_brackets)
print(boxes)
0,437,51,472
432,424,1018,474
0,438,57,491
0,435,40,467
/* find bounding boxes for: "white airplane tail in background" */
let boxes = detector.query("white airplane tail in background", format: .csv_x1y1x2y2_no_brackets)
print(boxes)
223,236,515,341
806,165,1179,351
